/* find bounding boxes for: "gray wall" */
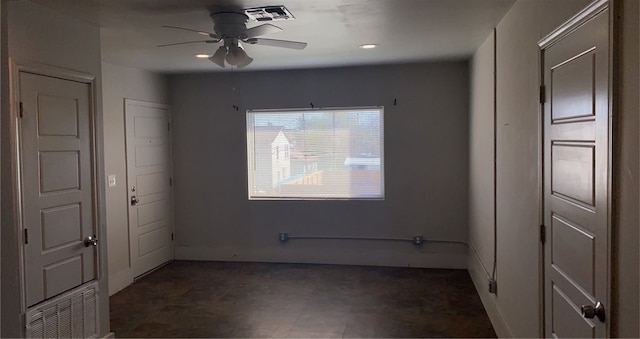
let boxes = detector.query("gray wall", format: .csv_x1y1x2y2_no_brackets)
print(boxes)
468,0,640,337
169,62,470,268
0,0,6,335
1,1,109,336
101,61,168,295
614,0,639,336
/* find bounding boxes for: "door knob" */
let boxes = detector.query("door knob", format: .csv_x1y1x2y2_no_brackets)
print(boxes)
84,235,98,247
581,301,605,322
131,195,140,206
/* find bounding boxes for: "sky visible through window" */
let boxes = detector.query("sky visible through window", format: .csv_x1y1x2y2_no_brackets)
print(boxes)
253,110,380,129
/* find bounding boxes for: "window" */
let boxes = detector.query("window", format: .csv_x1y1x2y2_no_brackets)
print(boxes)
246,107,384,200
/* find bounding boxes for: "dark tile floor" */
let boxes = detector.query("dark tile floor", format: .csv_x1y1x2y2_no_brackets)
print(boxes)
110,261,496,338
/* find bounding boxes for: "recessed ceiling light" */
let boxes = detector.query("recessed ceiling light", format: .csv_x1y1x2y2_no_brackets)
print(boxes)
195,54,210,58
359,44,378,49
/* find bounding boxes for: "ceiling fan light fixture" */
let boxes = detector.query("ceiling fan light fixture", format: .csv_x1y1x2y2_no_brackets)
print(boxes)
226,44,253,68
209,46,227,67
225,45,241,66
237,55,254,68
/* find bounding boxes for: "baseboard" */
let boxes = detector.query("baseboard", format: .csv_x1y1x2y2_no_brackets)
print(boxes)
468,244,513,338
175,243,468,269
108,268,133,296
102,332,115,338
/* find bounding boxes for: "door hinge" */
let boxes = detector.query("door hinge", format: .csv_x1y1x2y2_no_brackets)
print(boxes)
171,233,174,241
168,122,171,131
24,228,29,244
540,224,546,244
169,177,172,187
19,102,24,118
539,85,546,104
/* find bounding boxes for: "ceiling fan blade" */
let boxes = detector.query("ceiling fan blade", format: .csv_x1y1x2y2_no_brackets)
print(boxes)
243,23,282,38
161,25,220,39
157,40,217,47
246,38,308,50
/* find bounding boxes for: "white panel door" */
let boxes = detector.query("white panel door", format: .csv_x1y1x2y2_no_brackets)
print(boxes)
20,72,97,307
541,2,610,338
125,99,174,277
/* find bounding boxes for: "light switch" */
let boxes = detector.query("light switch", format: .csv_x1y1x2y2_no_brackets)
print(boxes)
108,175,117,187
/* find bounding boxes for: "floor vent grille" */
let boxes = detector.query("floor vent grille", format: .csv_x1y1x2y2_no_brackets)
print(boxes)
26,282,99,338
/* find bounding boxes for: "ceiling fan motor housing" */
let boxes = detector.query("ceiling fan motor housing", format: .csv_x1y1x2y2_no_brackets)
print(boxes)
212,12,250,39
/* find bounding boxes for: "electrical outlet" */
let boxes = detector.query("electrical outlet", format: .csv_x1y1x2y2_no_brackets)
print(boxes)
488,279,497,294
279,233,289,242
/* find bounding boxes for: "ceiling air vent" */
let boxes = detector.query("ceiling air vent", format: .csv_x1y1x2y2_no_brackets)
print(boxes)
245,5,295,21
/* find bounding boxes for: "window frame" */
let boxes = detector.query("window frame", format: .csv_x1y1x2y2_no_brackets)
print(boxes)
246,106,385,201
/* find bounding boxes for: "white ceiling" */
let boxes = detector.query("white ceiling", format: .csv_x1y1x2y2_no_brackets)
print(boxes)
30,0,515,73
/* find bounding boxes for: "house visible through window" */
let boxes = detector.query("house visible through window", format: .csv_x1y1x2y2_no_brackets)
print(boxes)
246,107,384,200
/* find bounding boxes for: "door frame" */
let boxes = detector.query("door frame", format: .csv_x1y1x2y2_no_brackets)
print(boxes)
124,98,175,278
9,59,103,312
537,0,615,336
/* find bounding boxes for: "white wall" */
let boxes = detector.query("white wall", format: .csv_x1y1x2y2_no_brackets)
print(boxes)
169,62,470,268
1,1,109,336
495,1,592,336
467,31,507,334
468,32,495,280
469,0,640,337
101,61,168,295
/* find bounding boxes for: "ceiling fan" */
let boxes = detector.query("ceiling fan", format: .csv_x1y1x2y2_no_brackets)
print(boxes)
160,10,308,69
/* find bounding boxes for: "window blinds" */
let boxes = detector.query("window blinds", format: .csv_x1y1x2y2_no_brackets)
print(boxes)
246,107,384,200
